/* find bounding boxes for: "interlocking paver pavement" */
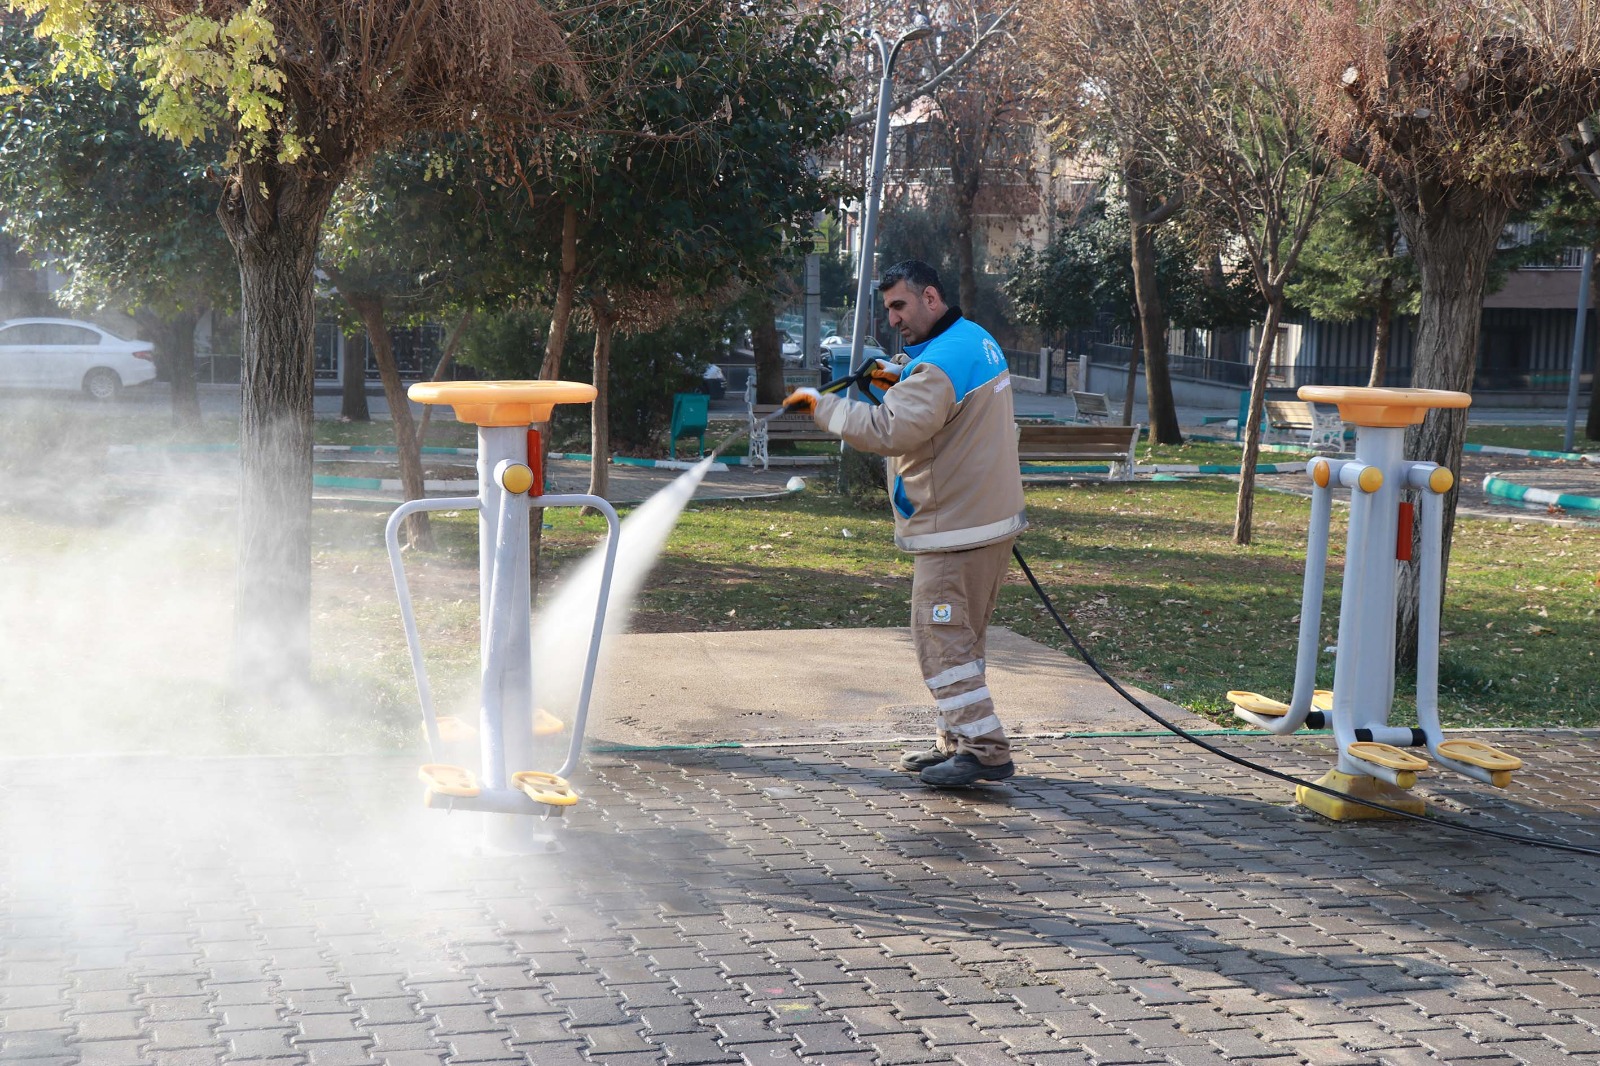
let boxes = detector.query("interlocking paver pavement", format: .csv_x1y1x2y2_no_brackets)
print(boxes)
5,732,1600,1066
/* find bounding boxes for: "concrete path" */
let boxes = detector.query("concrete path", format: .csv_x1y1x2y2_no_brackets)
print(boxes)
586,628,1206,749
6,731,1600,1066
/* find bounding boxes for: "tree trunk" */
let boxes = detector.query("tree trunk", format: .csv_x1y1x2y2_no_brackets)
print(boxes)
417,309,471,449
955,190,979,315
218,176,331,700
345,291,433,550
1391,184,1511,664
539,202,580,382
167,310,201,426
1122,317,1141,426
1587,248,1600,442
587,298,615,504
1125,164,1183,445
532,201,580,590
751,293,786,404
1369,275,1393,388
340,330,370,421
1233,295,1283,545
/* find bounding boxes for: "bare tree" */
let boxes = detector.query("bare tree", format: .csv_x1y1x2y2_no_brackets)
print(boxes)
1163,2,1341,544
1025,0,1196,445
1290,0,1600,656
917,1,1039,314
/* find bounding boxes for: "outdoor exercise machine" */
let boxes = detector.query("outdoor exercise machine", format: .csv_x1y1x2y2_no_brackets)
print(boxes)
385,380,619,853
1226,386,1522,820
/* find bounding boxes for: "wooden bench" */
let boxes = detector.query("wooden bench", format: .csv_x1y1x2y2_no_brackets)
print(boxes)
1017,423,1142,481
1070,390,1111,424
1264,400,1347,453
749,403,835,470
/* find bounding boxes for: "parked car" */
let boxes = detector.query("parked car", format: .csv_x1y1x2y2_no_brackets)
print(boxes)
0,318,156,400
778,330,804,366
701,362,726,400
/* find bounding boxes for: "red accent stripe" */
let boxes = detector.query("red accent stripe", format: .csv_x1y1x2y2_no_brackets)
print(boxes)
1397,501,1414,562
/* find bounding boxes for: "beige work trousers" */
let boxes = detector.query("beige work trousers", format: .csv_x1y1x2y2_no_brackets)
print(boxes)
910,537,1014,766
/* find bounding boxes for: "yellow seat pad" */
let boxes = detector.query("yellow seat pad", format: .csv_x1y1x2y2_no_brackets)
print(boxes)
1347,742,1429,772
1228,690,1289,716
419,763,480,797
1312,690,1333,711
1438,739,1521,771
512,770,579,807
534,708,566,737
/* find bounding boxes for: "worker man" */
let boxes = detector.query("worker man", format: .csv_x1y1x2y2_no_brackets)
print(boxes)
786,260,1026,787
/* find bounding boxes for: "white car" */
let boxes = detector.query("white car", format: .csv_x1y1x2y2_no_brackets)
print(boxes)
0,318,156,400
778,330,804,366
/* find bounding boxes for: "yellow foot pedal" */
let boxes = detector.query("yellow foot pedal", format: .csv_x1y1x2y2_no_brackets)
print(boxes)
1228,690,1289,717
1347,741,1429,771
512,770,578,808
419,763,479,798
534,708,565,737
1438,739,1521,787
1312,690,1333,711
1346,742,1429,788
434,716,478,743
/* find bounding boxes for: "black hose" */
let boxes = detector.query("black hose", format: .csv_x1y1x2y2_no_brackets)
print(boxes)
1011,545,1600,860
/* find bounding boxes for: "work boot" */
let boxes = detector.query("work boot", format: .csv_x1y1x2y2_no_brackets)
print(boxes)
898,746,952,772
919,753,1015,788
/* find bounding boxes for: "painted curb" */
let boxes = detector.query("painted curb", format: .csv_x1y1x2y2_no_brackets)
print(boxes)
1464,442,1599,463
1481,473,1600,513
1021,462,1302,476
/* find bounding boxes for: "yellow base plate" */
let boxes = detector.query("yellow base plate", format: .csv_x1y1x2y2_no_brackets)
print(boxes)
512,770,578,807
419,763,480,798
1228,690,1289,717
1312,690,1333,711
1296,770,1426,821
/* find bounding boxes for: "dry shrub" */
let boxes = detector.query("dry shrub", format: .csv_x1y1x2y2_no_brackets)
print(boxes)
1288,0,1600,192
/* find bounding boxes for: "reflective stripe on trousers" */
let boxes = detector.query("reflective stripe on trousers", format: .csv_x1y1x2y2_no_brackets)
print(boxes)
912,537,1015,766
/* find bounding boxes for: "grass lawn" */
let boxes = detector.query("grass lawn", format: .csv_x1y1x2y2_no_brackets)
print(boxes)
1466,423,1600,454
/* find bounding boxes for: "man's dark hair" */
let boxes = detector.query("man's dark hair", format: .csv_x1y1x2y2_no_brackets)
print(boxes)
878,260,946,302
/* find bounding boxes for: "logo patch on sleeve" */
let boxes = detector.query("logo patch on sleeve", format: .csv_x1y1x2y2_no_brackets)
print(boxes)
931,603,954,624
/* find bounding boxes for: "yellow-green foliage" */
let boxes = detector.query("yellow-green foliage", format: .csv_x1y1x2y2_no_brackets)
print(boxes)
8,0,301,163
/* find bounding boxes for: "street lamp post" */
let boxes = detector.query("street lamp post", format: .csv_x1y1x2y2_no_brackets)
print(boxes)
846,16,933,386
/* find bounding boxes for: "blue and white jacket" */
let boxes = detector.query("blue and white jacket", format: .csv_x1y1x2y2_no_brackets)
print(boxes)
813,310,1026,552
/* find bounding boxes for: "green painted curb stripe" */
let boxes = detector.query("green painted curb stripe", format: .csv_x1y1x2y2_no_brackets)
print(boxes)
1465,443,1590,461
1482,474,1600,512
313,475,383,489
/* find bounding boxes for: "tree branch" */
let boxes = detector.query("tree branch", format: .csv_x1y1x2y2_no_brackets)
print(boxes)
847,5,1016,128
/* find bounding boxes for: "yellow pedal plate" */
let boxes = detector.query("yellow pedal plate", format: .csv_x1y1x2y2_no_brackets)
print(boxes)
512,770,579,807
435,716,478,743
1312,690,1333,711
1437,739,1522,772
534,708,565,737
419,763,479,797
1346,741,1429,772
1227,690,1289,717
